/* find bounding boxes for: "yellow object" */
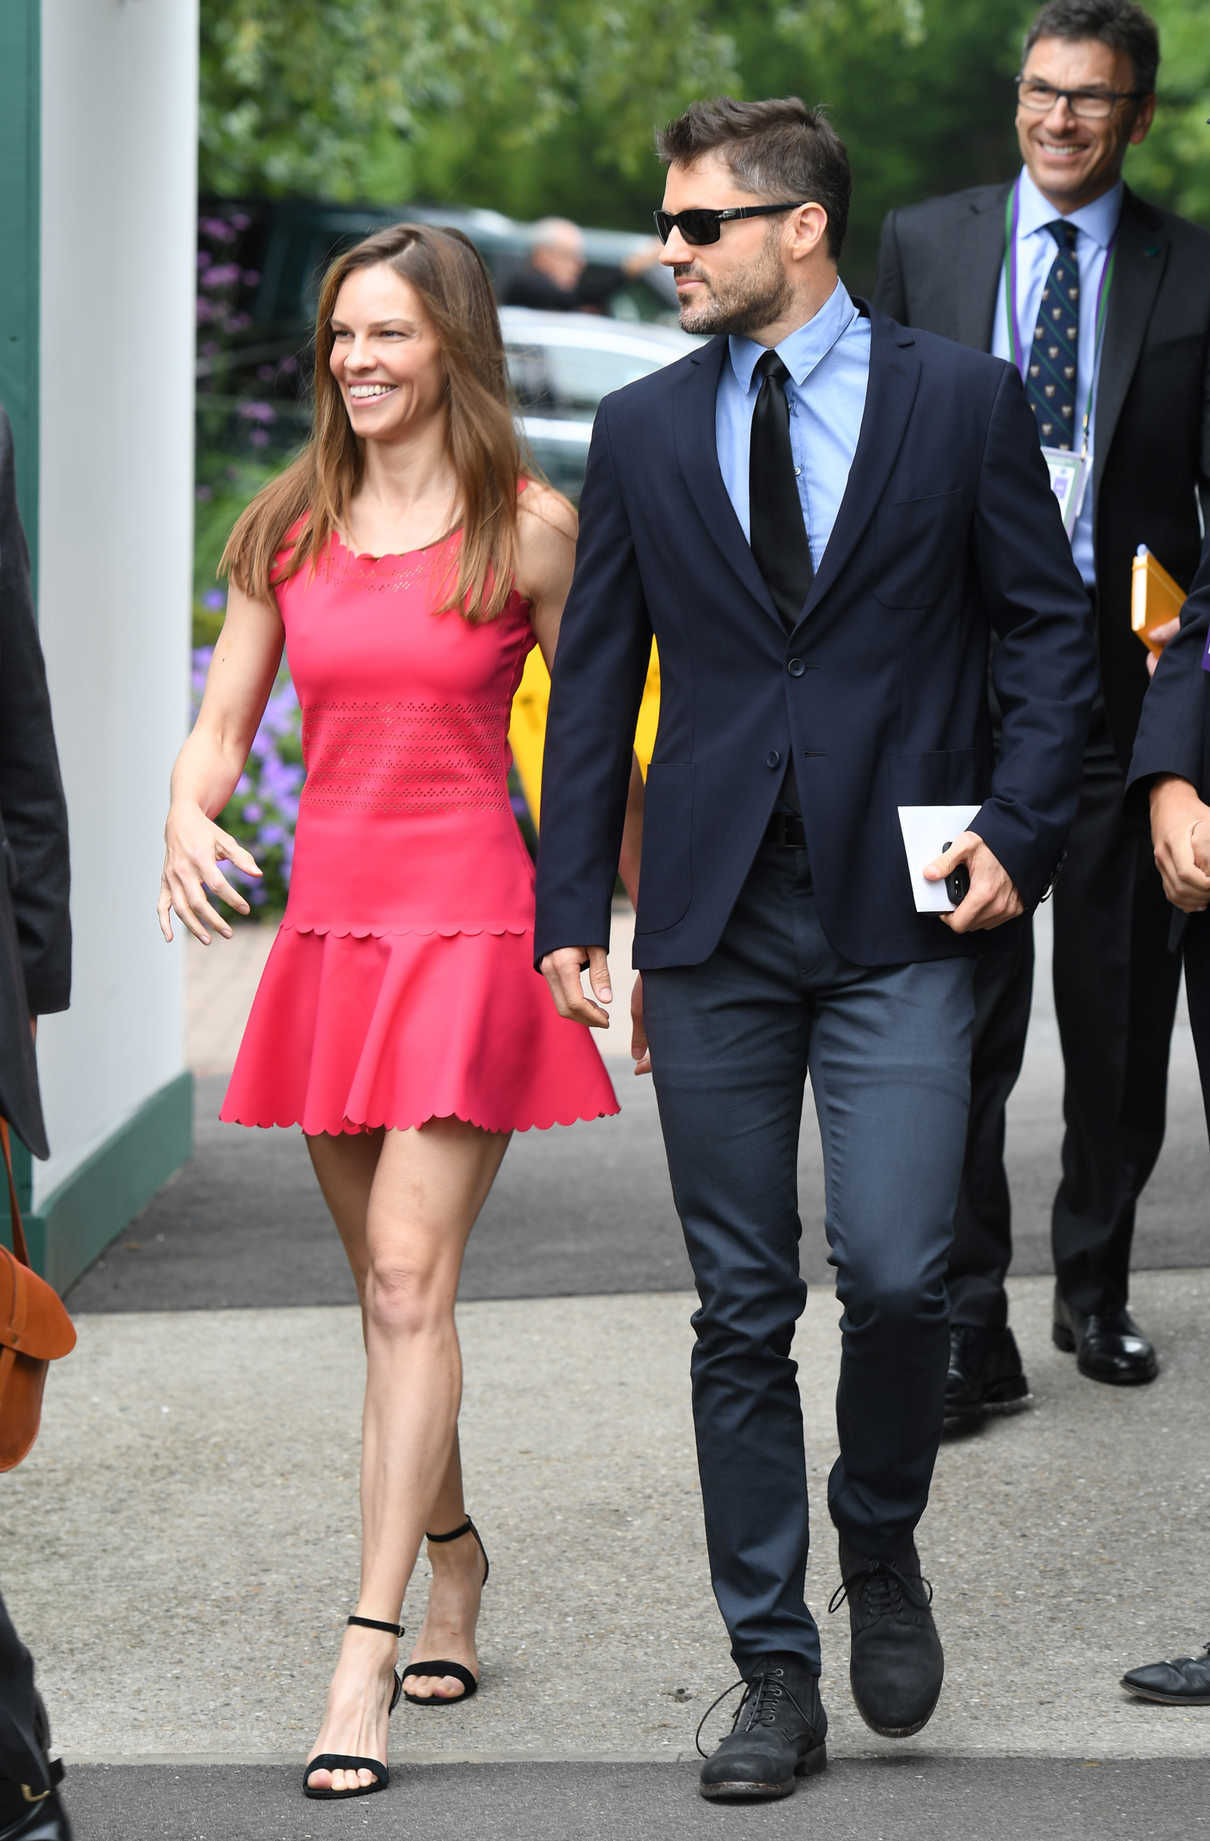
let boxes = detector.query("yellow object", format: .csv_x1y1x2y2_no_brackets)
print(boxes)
509,641,661,830
1131,546,1185,657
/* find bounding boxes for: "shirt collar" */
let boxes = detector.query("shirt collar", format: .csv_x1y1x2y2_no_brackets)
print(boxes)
728,278,858,394
1015,165,1123,252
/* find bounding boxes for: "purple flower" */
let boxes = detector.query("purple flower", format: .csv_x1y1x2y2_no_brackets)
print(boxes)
260,823,288,848
231,212,251,231
196,299,216,324
249,429,270,448
204,262,242,289
199,216,236,241
242,269,261,286
237,400,276,423
202,588,226,611
242,801,263,824
195,484,213,501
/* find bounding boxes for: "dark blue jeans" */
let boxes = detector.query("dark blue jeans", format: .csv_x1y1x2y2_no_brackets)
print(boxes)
643,837,974,1674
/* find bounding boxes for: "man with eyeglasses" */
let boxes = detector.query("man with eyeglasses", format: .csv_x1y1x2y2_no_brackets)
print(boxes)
876,0,1210,1429
536,95,1095,1798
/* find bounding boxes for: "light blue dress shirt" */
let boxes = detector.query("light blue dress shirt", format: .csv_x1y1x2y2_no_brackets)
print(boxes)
715,279,871,569
991,166,1122,587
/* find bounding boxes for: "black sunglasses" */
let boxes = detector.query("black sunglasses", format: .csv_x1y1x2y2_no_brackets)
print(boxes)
652,202,808,246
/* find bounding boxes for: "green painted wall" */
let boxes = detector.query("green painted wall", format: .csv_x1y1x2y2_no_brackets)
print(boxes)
0,0,40,550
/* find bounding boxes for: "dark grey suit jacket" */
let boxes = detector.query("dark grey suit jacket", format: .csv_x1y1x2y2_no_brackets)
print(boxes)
875,181,1210,767
0,406,71,1158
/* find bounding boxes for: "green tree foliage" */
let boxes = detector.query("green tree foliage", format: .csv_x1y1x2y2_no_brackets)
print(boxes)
200,0,738,207
201,0,1207,295
1129,3,1210,227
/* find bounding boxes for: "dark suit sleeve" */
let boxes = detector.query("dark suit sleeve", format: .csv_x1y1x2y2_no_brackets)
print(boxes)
872,210,908,321
1128,537,1210,794
533,401,652,963
0,410,71,1015
968,364,1099,905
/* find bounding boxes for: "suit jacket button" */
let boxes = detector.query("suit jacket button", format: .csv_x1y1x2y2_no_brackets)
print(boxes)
787,657,806,677
765,750,781,769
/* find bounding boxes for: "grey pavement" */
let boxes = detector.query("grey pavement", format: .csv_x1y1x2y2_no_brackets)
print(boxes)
6,901,1210,1838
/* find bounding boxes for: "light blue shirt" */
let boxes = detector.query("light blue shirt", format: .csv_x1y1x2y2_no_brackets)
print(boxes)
715,278,871,569
991,166,1122,587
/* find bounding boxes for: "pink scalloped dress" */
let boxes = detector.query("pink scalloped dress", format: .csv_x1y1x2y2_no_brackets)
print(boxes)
220,526,619,1135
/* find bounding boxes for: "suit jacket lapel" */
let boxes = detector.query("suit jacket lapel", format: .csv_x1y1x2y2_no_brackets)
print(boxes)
672,336,784,629
951,184,1011,350
798,308,921,621
1092,187,1167,503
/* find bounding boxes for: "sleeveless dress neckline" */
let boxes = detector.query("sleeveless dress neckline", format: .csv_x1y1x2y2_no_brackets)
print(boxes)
219,520,617,1137
330,524,464,565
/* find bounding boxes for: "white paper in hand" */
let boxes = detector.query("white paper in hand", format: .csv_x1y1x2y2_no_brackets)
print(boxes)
897,804,981,913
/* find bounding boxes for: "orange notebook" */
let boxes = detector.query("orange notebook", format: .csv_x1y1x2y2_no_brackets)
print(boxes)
1131,546,1185,656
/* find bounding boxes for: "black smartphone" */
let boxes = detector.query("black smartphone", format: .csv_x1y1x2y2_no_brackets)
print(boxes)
941,842,970,907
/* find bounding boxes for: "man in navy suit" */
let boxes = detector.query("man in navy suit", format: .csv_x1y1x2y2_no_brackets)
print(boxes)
876,0,1210,1417
534,97,1096,1800
1119,537,1210,1708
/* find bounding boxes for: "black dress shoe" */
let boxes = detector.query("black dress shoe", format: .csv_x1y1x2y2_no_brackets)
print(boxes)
1121,1643,1210,1705
831,1539,943,1737
1052,1291,1157,1385
944,1324,1032,1433
697,1661,827,1801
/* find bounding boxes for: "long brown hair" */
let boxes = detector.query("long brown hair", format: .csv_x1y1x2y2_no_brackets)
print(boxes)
221,223,525,622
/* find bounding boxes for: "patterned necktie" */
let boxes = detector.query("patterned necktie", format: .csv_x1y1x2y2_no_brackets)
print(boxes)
749,349,813,628
1025,219,1079,450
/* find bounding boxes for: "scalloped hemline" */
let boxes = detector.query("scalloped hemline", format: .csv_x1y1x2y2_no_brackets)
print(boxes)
277,921,532,940
219,1102,621,1135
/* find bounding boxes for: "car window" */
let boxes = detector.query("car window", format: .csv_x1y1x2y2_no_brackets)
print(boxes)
506,338,667,414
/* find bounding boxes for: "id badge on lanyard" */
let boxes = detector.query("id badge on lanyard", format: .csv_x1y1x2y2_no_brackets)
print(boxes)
1039,445,1090,537
1003,183,1114,548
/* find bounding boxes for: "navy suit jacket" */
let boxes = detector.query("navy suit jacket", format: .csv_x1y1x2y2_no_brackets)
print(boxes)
533,304,1098,973
1127,534,1210,955
0,407,71,1157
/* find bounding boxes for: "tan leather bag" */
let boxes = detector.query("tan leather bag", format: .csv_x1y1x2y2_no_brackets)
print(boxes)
0,1118,75,1470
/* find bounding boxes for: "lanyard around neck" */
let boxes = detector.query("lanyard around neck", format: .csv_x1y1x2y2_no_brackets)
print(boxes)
1002,177,1116,455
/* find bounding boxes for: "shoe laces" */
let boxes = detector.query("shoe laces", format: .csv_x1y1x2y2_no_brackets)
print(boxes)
827,1558,933,1620
693,1668,813,1758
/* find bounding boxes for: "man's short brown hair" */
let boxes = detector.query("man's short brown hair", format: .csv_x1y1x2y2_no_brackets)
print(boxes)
656,97,851,260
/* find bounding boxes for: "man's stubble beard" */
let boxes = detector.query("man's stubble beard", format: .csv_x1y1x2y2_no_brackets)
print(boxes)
676,228,793,337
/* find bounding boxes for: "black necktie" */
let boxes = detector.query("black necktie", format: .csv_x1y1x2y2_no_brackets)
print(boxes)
749,350,813,628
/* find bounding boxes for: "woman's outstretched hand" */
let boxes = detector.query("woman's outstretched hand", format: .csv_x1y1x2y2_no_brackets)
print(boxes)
158,805,262,944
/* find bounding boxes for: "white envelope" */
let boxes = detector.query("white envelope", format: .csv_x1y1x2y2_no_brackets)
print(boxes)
897,804,981,913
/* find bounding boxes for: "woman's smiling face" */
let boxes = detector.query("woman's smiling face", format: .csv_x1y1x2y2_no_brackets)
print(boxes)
328,263,446,442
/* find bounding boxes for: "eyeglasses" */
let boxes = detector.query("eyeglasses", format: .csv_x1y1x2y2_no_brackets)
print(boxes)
652,202,808,246
1015,75,1146,120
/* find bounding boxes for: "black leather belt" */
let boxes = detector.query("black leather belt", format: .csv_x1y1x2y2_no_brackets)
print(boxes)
766,809,807,848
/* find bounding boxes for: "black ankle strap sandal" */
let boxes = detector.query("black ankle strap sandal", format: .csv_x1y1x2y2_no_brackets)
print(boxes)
301,1616,404,1800
402,1517,489,1706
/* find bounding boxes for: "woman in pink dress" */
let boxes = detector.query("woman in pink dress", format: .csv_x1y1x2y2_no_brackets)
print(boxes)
158,224,638,1800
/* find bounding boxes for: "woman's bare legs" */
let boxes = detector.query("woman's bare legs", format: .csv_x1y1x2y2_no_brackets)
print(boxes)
302,1117,509,1792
